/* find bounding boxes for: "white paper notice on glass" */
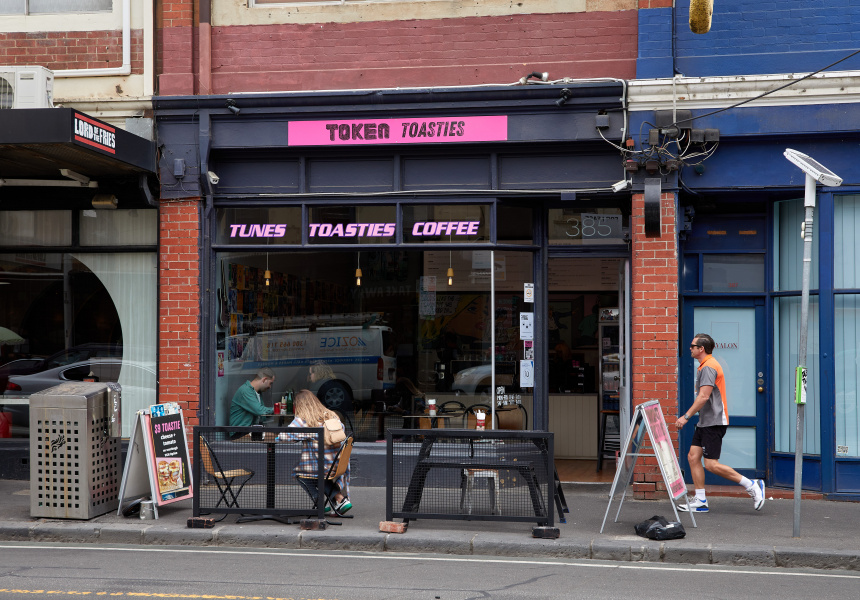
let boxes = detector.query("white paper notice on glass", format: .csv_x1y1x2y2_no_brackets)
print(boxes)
524,283,534,303
519,312,534,340
520,360,534,387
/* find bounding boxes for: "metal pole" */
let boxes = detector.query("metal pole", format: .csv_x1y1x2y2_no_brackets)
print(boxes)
793,173,816,538
490,250,496,429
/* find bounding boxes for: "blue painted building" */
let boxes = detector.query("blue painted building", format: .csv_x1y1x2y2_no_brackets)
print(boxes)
632,1,860,496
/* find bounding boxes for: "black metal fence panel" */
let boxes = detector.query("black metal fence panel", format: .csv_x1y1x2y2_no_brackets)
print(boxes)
193,426,326,519
385,429,554,526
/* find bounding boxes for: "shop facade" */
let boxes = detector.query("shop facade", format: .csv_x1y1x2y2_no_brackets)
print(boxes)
0,108,158,478
155,83,680,483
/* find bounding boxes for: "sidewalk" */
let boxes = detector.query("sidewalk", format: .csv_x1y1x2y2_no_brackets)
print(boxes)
1,479,858,571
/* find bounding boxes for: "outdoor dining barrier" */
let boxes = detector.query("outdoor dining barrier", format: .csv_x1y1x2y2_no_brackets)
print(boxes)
192,426,326,523
385,429,557,526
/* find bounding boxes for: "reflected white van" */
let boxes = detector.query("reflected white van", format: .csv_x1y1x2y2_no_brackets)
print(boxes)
224,325,396,411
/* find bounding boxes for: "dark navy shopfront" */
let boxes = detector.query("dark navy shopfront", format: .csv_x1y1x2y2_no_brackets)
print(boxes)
155,83,635,481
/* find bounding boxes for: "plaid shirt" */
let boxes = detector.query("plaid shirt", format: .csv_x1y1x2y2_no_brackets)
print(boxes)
281,417,349,498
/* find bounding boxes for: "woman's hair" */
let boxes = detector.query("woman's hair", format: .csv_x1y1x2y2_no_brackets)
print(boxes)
293,389,336,425
309,361,334,380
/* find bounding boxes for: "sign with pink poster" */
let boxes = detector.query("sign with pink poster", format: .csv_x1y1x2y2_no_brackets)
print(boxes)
642,402,687,500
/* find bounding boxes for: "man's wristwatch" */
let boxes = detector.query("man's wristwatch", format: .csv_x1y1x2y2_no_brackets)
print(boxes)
684,414,692,420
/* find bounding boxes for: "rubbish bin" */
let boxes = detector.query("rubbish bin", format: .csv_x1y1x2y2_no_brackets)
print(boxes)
29,381,122,519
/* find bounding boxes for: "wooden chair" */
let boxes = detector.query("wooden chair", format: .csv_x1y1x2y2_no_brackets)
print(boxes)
198,434,254,519
296,436,354,524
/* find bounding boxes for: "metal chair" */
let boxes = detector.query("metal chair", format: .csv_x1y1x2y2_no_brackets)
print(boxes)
198,434,254,520
296,436,354,524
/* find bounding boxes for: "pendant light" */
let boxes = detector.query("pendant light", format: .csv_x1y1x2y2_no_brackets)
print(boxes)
264,252,271,286
447,245,453,286
355,252,362,286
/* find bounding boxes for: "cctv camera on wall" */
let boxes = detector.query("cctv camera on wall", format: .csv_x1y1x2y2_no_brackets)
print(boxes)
206,171,220,185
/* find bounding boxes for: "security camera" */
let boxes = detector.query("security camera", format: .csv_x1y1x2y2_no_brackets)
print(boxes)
206,171,220,185
611,179,631,193
783,149,842,187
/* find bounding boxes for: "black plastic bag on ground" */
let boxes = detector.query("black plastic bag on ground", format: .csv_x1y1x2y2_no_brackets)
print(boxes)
634,515,686,540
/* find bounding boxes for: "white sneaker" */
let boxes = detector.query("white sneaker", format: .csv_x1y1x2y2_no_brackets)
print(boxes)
748,479,765,511
677,496,709,512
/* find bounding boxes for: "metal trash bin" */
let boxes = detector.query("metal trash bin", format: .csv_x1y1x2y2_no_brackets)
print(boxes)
29,381,122,519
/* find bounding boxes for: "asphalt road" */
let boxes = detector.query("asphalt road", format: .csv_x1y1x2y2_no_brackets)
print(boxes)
2,543,860,600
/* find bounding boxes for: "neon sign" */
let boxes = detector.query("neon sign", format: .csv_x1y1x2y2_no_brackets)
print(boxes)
229,221,482,238
230,224,287,237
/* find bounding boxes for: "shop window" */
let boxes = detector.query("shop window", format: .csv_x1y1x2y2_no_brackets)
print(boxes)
80,209,157,246
834,194,860,289
215,207,302,245
402,204,489,244
773,296,820,454
0,0,111,14
0,252,156,439
548,207,626,246
308,205,396,245
214,248,533,439
0,211,71,246
497,204,534,244
702,254,764,292
774,199,819,291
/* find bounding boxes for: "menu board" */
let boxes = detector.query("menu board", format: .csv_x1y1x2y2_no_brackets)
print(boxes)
148,412,192,502
117,403,194,516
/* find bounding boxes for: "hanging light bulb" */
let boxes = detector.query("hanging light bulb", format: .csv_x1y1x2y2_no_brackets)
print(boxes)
447,249,454,286
355,252,362,286
264,252,271,286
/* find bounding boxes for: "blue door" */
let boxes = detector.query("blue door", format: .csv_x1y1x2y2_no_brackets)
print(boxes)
681,300,768,483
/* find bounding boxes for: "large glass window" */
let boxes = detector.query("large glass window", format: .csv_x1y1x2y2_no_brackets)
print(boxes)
774,199,819,291
774,297,820,454
834,194,860,458
214,248,533,440
0,209,157,439
548,207,627,246
0,0,111,14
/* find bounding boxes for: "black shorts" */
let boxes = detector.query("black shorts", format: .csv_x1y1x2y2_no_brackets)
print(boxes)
691,425,728,460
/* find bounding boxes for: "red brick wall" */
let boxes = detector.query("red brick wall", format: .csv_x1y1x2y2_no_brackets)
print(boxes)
0,30,144,72
159,200,201,438
630,191,679,500
159,10,637,95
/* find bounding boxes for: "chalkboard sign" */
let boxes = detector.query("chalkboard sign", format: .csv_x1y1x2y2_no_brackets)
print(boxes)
600,400,695,533
117,403,193,517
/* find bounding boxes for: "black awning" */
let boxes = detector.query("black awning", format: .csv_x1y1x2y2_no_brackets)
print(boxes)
0,108,157,209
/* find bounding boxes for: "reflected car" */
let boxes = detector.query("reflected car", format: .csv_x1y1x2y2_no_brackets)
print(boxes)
3,358,155,427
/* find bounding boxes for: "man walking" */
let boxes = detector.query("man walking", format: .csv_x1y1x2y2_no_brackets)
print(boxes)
674,333,765,512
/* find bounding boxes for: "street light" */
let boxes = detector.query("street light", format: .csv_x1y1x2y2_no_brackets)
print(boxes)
782,148,842,538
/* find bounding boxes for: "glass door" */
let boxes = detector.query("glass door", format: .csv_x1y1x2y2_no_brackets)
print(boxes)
682,301,768,481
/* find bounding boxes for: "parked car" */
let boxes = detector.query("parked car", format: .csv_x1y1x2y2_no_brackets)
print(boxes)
0,358,45,396
3,358,155,427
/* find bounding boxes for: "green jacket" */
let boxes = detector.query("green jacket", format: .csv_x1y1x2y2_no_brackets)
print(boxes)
229,380,273,426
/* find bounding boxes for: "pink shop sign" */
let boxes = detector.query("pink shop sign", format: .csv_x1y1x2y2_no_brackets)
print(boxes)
288,116,508,146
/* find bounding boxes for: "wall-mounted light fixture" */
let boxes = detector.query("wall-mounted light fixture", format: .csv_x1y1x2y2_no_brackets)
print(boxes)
355,252,362,286
91,194,118,209
226,99,240,115
555,88,573,107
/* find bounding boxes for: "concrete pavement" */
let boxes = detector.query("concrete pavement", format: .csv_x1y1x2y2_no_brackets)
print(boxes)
1,479,858,571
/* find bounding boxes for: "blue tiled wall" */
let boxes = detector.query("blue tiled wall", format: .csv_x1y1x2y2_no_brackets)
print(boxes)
639,1,860,79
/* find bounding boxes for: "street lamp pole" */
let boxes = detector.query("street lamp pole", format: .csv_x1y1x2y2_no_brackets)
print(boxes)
783,149,842,538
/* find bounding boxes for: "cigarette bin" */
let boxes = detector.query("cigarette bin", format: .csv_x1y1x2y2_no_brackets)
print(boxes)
29,381,122,519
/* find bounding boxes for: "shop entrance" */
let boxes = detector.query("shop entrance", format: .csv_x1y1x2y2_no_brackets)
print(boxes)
547,256,628,482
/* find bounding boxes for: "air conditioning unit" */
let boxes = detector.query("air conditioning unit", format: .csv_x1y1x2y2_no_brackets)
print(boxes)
0,66,54,109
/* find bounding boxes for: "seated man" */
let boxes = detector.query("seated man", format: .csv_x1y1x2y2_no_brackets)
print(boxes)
229,367,276,428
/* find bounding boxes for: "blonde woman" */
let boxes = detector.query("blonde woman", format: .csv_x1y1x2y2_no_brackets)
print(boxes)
280,389,352,514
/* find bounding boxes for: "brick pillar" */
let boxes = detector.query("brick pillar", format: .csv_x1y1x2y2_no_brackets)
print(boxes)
157,0,196,95
159,199,202,441
630,191,679,499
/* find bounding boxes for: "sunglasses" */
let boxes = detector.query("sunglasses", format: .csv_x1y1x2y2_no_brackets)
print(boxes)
689,344,703,349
